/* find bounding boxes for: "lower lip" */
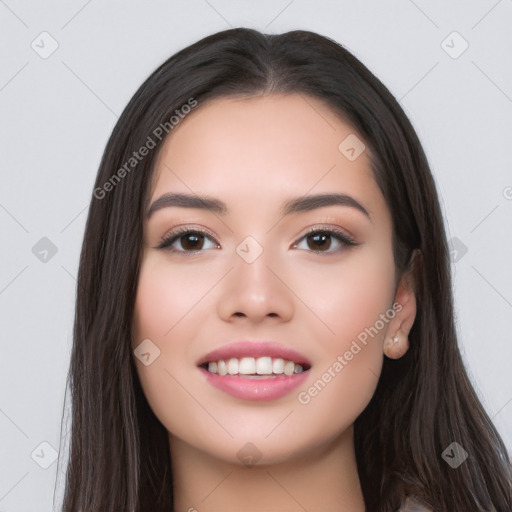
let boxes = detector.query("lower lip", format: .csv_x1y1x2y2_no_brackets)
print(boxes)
199,367,310,401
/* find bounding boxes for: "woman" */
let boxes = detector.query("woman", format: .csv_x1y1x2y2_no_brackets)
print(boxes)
59,28,512,511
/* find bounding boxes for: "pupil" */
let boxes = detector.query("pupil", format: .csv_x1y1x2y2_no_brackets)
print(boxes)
183,234,203,250
308,233,330,251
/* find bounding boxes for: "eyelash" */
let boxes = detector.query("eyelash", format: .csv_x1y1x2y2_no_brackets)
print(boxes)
156,225,359,256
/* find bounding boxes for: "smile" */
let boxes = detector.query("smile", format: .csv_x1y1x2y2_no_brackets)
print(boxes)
198,357,311,401
200,356,310,377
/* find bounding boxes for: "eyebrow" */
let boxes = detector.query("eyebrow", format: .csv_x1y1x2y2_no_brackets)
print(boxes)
146,192,371,221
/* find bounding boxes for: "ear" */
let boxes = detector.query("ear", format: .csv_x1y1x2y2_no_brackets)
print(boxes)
383,249,421,359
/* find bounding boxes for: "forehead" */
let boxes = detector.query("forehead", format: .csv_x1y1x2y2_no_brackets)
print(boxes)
149,94,387,223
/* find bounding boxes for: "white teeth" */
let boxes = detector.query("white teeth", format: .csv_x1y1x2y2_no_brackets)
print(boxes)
204,356,306,376
256,356,273,375
273,358,284,374
239,357,256,374
228,358,239,375
284,360,295,376
217,360,227,376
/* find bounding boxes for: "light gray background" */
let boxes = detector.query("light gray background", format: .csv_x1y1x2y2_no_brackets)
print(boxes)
1,1,511,510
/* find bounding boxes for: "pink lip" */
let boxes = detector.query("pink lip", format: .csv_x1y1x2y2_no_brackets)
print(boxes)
198,367,310,401
197,341,311,367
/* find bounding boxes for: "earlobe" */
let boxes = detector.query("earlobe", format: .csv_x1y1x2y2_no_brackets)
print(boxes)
383,329,410,359
383,250,421,359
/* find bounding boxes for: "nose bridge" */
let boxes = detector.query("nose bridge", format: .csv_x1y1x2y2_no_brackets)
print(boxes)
234,234,281,300
216,233,294,322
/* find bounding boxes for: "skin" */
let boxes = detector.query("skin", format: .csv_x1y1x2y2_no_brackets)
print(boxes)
132,93,417,512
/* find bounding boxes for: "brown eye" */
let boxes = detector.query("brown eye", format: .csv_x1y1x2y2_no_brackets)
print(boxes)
293,228,358,255
157,229,217,253
305,232,333,251
178,232,205,251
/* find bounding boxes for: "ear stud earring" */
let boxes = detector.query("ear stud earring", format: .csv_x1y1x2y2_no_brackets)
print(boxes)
392,335,399,344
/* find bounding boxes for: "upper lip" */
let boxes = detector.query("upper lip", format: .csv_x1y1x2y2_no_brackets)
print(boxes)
197,341,312,368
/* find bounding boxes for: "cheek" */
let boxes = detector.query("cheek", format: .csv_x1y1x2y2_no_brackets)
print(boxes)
131,257,197,426
132,256,208,344
291,248,395,423
131,255,228,444
293,245,396,352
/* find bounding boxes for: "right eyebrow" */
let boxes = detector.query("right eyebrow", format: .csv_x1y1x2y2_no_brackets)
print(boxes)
147,193,227,218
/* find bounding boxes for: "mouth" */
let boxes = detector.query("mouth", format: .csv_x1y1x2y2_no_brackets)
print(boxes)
199,356,312,378
197,341,312,400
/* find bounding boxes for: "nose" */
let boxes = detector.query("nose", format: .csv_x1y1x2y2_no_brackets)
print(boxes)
216,245,294,324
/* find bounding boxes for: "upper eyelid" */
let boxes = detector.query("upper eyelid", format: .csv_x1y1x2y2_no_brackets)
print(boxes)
160,225,217,244
160,223,354,241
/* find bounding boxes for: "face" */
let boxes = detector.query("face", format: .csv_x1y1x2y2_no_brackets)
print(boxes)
132,93,407,466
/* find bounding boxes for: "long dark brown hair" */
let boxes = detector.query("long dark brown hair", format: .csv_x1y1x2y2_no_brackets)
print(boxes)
57,28,512,511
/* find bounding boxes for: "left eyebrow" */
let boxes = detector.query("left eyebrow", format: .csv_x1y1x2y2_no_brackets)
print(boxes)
280,193,371,221
146,192,372,222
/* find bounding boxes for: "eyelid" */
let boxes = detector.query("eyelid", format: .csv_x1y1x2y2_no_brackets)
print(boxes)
160,223,217,243
300,223,355,241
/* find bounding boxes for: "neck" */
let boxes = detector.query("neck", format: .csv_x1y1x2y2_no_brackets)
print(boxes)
169,425,366,512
